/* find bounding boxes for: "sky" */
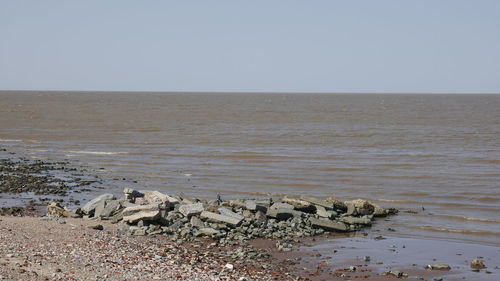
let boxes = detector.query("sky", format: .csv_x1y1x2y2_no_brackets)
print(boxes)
0,1,499,93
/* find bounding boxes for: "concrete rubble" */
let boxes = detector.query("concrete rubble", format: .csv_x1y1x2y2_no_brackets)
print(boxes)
46,189,398,243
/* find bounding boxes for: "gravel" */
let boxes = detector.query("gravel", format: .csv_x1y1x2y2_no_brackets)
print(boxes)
0,216,295,281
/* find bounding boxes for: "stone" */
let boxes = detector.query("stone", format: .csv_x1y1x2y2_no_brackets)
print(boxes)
122,203,160,223
245,201,268,212
282,197,316,212
87,224,104,230
309,218,349,232
345,199,375,216
470,259,486,270
190,216,205,228
339,216,372,225
198,227,220,236
200,211,243,226
122,203,159,216
269,202,294,210
266,208,304,220
46,202,80,218
82,194,115,214
110,211,124,224
229,199,247,208
94,199,122,218
325,197,347,211
300,196,335,209
178,203,204,217
426,264,451,270
315,205,330,218
142,191,169,203
218,207,244,221
123,188,144,199
123,210,160,224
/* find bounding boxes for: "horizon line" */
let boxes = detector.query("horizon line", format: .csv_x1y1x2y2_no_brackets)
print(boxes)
1,89,500,95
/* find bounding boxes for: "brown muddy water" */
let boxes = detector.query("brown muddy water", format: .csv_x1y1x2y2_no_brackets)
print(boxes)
1,91,499,247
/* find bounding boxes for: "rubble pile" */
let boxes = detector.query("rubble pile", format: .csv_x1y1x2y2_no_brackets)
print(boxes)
48,188,397,243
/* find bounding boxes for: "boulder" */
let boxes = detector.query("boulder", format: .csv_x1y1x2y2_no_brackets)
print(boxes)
269,202,294,210
300,196,334,209
339,216,372,225
325,197,347,211
345,199,375,216
315,205,330,218
200,211,243,227
282,197,316,212
46,202,79,218
266,208,304,220
229,199,247,208
190,216,205,228
179,203,204,217
82,194,115,214
94,199,122,218
123,210,160,224
309,218,349,232
245,201,268,213
198,227,220,236
142,191,179,206
122,203,159,217
218,207,244,221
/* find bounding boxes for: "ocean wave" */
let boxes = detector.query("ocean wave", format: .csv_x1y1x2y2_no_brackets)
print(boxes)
404,225,500,236
0,139,23,142
65,150,129,155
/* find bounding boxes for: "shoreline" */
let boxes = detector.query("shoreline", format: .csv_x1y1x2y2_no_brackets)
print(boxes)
1,147,499,280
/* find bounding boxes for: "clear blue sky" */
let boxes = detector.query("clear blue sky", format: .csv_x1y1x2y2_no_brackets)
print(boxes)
1,0,499,93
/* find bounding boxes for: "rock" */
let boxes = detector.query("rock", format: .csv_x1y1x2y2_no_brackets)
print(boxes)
426,264,451,270
325,197,347,211
122,204,160,223
198,227,220,236
345,199,375,216
228,199,247,208
245,201,268,212
218,207,244,221
339,216,372,225
470,259,486,270
94,199,122,218
300,196,334,209
200,211,243,226
242,210,253,218
123,188,144,200
110,211,124,223
245,201,257,211
282,197,316,212
266,208,304,220
178,203,204,217
123,210,160,224
82,194,115,214
269,202,294,210
142,191,169,204
87,224,104,230
309,218,349,232
122,203,159,216
315,205,330,218
384,270,407,278
190,216,205,228
47,202,79,218
255,210,266,221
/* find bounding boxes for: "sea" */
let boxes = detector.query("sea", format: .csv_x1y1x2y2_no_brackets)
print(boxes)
1,91,499,247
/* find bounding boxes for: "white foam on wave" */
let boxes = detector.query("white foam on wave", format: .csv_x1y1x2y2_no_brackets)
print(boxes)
0,139,23,142
65,150,130,155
